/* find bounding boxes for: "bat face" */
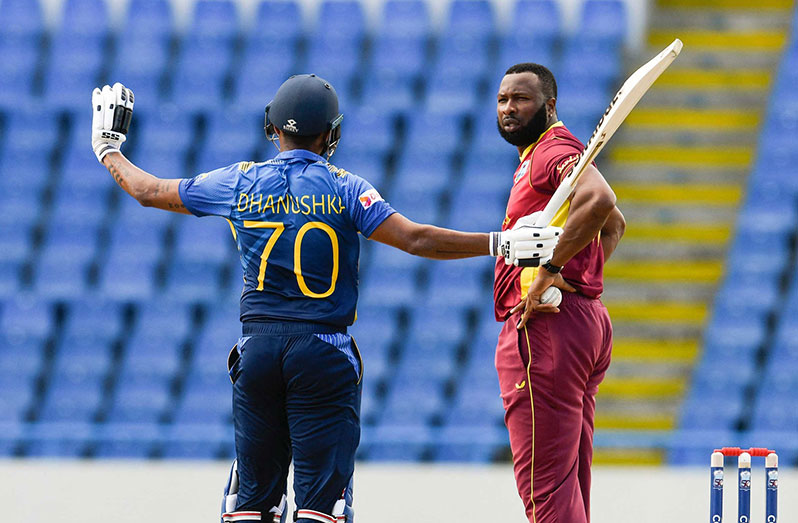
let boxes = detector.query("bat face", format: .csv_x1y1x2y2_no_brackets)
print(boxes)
533,38,683,227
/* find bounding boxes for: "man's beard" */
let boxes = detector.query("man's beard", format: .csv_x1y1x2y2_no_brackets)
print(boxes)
497,102,549,147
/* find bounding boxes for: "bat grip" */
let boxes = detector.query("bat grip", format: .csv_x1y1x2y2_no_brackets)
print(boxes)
515,258,542,268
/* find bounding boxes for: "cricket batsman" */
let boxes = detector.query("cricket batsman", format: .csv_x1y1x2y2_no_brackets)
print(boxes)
90,75,563,522
492,63,626,522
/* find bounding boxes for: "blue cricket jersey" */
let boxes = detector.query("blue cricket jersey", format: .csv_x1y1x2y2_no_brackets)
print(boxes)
178,149,395,326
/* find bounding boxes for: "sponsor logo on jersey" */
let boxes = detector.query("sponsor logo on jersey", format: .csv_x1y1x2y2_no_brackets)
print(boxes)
358,189,383,209
556,154,581,178
514,160,530,185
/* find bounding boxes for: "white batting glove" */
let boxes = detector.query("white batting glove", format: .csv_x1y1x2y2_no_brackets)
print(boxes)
91,82,134,162
489,212,563,266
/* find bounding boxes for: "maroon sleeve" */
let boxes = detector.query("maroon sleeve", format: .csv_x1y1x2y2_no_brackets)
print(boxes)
530,138,583,194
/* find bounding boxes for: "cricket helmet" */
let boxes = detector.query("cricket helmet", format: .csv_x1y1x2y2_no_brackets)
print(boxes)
264,74,344,158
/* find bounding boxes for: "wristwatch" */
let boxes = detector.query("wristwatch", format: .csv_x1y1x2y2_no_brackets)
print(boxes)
542,261,562,274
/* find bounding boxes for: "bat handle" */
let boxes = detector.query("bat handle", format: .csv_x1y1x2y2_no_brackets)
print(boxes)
515,258,542,268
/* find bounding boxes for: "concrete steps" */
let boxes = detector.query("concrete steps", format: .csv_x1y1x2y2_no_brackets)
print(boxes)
592,0,792,460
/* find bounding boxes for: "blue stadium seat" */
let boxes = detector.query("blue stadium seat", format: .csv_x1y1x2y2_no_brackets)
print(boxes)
424,71,481,117
679,391,744,431
189,0,239,42
98,255,158,300
92,422,162,458
560,37,621,87
577,0,628,45
751,393,798,432
171,35,235,110
63,297,125,341
172,371,231,425
113,194,176,230
358,70,419,116
37,372,104,423
366,238,424,272
105,373,173,423
0,373,36,422
359,379,382,427
253,0,303,42
379,383,446,425
50,182,110,223
203,109,264,160
33,258,91,299
314,0,365,41
0,260,22,298
348,305,399,359
106,215,167,262
327,150,388,189
0,0,44,38
59,147,113,191
230,34,296,111
110,36,170,103
425,258,491,306
433,35,491,78
3,107,60,153
335,106,397,154
123,0,174,41
403,112,465,154
0,34,40,107
508,0,562,41
386,189,444,225
163,260,224,302
379,0,430,41
121,331,185,378
446,186,507,231
0,210,35,264
369,36,429,81
191,305,241,374
434,425,508,462
0,331,47,379
305,37,363,98
391,154,452,195
0,295,54,342
358,266,419,308
497,35,557,77
43,33,105,110
24,421,94,457
172,215,236,264
161,421,230,458
51,335,115,378
136,105,196,154
443,0,495,41
403,305,467,358
364,423,433,461
133,300,193,344
59,0,109,38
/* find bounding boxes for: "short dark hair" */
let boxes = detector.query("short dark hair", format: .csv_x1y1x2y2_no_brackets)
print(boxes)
505,63,557,100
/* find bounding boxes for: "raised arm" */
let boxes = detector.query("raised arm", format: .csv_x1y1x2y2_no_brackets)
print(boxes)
91,83,189,214
102,152,189,214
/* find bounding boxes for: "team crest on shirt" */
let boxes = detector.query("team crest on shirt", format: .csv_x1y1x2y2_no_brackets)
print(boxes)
358,189,383,209
514,160,530,185
194,172,210,184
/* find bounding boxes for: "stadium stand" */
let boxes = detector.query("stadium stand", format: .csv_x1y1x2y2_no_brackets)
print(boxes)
1,0,795,467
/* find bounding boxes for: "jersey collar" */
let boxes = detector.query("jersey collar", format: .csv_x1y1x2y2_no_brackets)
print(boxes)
275,149,326,163
519,121,564,161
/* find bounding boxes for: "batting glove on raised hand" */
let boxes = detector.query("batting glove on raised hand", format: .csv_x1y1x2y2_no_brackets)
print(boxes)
489,212,563,267
91,82,134,162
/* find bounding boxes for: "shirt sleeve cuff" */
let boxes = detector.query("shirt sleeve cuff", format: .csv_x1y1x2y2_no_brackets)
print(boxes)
362,208,396,238
177,178,203,217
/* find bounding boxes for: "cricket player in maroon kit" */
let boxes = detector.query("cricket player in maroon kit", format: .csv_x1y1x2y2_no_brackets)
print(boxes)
493,63,626,523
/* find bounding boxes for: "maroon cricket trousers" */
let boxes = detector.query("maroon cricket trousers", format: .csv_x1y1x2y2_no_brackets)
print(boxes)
495,291,613,523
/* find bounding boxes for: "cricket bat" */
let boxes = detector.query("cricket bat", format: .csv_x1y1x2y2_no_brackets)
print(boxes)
518,38,683,267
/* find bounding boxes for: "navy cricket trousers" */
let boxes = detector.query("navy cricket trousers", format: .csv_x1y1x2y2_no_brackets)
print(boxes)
229,321,362,521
